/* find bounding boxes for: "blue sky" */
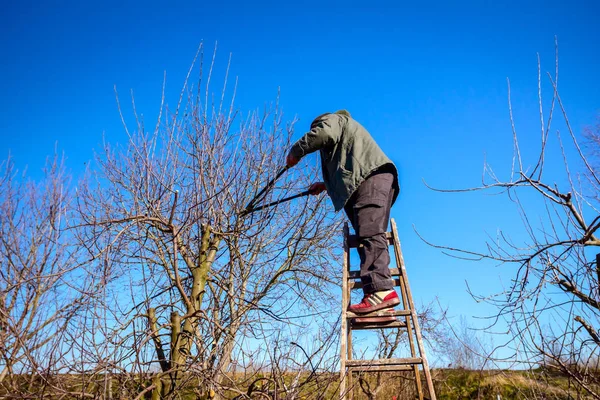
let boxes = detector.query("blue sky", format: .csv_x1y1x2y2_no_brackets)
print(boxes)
1,0,599,341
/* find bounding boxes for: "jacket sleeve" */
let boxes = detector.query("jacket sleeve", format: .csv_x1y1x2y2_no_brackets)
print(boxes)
289,114,342,159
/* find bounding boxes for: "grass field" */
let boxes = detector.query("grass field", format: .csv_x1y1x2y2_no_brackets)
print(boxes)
1,368,597,399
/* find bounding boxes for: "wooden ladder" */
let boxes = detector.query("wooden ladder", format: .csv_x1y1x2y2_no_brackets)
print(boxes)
340,218,436,400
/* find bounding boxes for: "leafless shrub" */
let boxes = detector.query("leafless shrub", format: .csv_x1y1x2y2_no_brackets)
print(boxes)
424,38,600,398
0,154,103,397
440,315,492,371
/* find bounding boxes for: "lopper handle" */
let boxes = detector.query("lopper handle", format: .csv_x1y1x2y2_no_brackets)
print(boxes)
241,190,313,216
243,166,290,213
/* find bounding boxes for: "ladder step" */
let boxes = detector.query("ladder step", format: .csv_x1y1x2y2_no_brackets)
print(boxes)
347,364,415,372
350,321,407,330
346,357,423,368
347,309,411,318
348,268,400,279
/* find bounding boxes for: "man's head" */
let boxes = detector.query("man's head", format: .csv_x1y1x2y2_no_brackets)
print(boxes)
310,110,351,129
334,109,351,117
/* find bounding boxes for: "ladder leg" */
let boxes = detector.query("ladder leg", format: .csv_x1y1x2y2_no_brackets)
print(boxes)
397,260,424,399
340,223,350,400
391,219,437,400
346,224,354,400
347,328,353,400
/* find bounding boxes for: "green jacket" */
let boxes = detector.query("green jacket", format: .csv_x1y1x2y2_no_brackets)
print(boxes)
290,113,399,211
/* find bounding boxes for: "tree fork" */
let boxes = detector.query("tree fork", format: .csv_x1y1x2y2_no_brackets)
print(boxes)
148,308,169,372
180,223,222,373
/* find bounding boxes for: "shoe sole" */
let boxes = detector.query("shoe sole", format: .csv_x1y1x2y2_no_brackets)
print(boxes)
348,297,401,314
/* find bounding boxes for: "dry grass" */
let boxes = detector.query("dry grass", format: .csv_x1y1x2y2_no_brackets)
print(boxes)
2,369,599,399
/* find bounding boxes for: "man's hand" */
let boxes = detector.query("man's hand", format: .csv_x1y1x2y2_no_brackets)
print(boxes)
286,152,300,167
308,182,326,195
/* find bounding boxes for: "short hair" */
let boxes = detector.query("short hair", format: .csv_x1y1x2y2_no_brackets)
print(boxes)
334,110,351,117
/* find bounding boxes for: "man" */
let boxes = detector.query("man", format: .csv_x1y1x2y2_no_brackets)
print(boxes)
286,110,400,315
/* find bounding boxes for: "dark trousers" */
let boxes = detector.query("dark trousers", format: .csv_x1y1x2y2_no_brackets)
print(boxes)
344,171,396,294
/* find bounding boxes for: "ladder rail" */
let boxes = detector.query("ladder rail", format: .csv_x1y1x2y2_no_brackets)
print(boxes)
397,263,424,399
391,219,437,400
340,223,349,399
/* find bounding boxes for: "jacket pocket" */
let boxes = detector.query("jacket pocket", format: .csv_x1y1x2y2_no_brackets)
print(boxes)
336,167,354,203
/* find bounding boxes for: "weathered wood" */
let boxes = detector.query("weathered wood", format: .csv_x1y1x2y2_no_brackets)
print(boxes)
347,365,415,372
350,321,407,330
339,223,349,400
346,227,354,400
392,219,435,400
391,223,423,399
346,357,422,367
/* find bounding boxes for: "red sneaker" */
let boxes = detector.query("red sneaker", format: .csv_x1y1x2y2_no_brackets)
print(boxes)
348,290,400,314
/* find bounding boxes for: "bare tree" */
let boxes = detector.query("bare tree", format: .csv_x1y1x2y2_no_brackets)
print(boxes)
424,39,600,397
439,315,491,371
73,45,342,398
0,154,100,397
